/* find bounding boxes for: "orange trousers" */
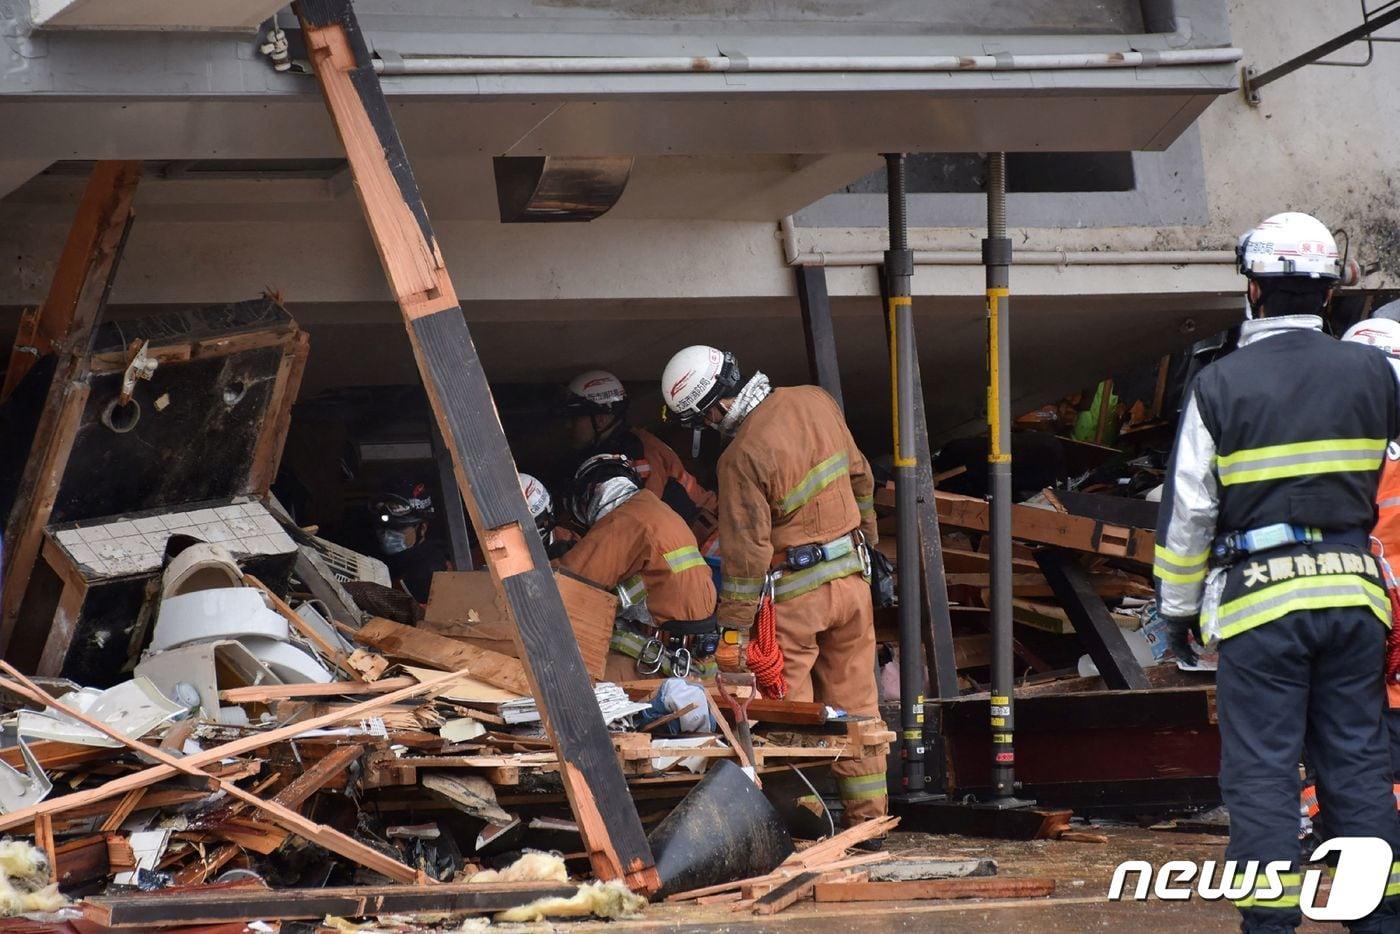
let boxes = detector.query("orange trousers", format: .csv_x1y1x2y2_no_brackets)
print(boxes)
775,572,888,824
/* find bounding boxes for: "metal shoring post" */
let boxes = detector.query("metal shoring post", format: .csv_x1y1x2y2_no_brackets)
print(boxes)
884,153,927,799
984,152,1024,805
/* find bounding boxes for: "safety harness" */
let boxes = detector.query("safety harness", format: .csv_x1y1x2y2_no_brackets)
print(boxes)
608,547,719,679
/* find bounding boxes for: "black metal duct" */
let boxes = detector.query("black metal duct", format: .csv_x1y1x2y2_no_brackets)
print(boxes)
492,155,633,223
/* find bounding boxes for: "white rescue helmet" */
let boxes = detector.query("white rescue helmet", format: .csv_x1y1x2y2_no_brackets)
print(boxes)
1342,318,1400,384
518,473,555,540
661,345,742,427
1236,212,1341,281
565,370,627,416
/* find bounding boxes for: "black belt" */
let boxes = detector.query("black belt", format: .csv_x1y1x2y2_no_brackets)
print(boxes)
655,612,718,637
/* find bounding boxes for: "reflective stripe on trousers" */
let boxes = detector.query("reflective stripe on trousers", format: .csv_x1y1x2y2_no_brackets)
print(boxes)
1232,872,1303,910
836,772,887,802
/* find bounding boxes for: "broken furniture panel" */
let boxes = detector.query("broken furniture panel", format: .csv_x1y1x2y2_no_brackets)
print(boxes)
2,297,306,674
17,499,297,683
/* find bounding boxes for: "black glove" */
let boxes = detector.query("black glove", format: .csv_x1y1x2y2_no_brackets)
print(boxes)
1162,615,1201,667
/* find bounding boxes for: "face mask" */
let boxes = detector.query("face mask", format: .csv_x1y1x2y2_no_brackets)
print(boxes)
376,528,409,555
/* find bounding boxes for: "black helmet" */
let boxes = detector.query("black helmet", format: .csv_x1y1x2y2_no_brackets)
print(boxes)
568,454,641,527
370,479,434,529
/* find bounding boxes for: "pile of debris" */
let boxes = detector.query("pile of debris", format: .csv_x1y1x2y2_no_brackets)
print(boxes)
0,522,915,926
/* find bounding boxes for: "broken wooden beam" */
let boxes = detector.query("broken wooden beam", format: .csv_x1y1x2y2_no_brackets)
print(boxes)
812,877,1056,902
294,0,657,893
354,617,530,695
268,744,364,812
752,870,822,915
1034,548,1150,690
81,880,576,927
876,489,1155,562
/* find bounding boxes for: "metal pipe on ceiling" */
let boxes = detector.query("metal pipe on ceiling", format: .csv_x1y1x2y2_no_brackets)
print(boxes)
373,47,1242,76
780,216,1236,268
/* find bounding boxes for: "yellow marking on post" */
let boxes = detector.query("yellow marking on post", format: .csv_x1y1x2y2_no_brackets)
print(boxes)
889,295,915,468
987,287,1011,464
990,716,1005,727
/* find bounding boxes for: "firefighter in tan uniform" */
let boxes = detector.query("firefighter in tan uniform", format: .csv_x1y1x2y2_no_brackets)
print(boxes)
564,370,719,549
557,454,719,682
661,346,887,828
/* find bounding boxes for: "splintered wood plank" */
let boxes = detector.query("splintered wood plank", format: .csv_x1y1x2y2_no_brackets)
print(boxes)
82,880,576,927
927,490,1154,563
752,870,821,915
0,666,468,834
355,617,530,695
0,161,140,658
294,0,656,892
0,666,420,884
268,744,364,812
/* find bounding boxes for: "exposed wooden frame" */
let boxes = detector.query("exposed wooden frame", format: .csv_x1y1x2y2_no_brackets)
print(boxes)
247,328,310,494
1,161,141,400
293,0,657,892
0,162,140,657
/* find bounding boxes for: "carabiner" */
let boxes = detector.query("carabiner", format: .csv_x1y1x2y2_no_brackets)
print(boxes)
671,647,693,679
637,637,665,675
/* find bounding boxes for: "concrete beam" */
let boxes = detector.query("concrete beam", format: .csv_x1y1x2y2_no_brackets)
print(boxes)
29,0,287,31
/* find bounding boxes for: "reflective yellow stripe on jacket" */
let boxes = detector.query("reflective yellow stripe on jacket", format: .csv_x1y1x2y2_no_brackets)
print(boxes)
773,550,865,603
1215,438,1387,487
663,545,707,574
778,452,850,515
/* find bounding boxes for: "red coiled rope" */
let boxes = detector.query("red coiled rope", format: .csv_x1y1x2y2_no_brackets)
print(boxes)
747,586,787,699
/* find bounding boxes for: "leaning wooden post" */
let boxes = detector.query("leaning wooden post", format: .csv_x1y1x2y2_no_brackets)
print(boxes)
0,161,141,658
292,0,658,893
